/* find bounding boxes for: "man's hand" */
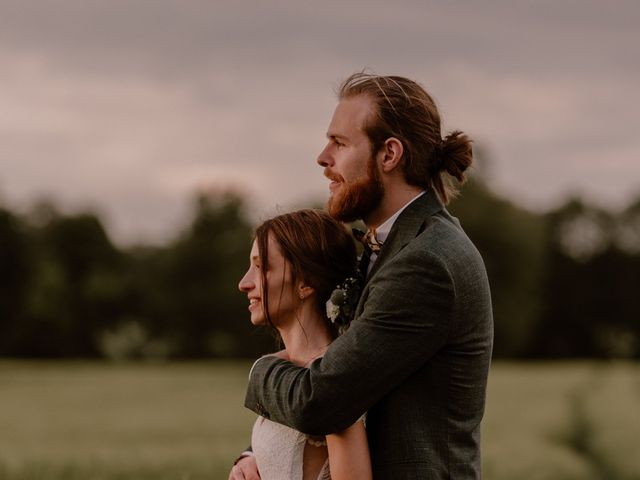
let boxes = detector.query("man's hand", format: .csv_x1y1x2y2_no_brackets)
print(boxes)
228,455,260,480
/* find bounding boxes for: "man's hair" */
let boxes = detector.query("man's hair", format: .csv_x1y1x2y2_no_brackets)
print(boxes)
338,72,473,204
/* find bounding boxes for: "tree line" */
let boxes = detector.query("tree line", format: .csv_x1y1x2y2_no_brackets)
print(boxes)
1,181,639,360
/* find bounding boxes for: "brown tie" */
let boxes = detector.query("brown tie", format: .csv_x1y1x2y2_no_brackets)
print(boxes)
353,228,384,254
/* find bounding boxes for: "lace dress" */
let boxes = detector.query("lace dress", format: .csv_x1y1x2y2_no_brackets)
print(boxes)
251,415,331,480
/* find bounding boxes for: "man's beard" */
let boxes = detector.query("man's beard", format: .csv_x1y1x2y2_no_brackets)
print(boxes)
327,157,384,223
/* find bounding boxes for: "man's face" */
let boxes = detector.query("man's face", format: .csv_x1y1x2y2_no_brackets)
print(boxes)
317,95,384,223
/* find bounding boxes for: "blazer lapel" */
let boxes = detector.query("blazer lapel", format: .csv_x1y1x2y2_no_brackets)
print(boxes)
366,190,444,281
354,191,444,318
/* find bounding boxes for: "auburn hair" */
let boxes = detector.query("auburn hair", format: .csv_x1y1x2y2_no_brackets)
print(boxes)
255,209,357,337
338,72,473,204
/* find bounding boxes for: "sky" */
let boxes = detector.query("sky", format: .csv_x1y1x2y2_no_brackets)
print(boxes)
1,0,638,245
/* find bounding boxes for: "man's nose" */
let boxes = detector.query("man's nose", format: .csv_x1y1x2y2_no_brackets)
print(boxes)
317,143,333,167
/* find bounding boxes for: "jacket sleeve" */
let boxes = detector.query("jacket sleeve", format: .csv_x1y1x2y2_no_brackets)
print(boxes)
244,245,454,436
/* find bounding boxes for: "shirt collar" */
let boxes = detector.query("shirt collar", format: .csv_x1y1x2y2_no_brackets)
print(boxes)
373,191,426,244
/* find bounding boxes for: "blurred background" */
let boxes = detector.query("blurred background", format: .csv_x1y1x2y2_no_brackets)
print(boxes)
1,0,639,478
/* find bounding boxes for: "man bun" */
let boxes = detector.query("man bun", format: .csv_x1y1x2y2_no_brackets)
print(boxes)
440,130,473,183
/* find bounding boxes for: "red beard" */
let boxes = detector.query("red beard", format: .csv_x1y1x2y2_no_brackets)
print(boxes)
327,158,384,223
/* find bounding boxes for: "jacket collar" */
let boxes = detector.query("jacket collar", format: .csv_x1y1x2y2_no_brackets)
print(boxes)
366,189,444,280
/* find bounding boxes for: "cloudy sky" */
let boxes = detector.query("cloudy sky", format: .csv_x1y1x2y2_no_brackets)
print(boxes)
1,0,638,244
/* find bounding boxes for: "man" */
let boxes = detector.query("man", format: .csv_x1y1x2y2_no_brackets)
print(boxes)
231,73,493,479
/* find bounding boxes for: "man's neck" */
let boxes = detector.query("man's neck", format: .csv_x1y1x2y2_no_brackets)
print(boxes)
364,185,424,229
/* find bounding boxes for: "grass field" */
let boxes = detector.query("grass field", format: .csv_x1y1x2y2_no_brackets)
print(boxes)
0,361,638,479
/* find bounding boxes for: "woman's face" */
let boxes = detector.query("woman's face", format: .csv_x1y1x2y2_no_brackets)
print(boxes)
238,234,298,327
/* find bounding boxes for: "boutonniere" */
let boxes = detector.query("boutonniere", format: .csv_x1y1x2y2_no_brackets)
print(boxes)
325,277,360,334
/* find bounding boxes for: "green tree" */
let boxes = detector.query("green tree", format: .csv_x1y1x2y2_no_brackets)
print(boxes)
0,209,34,355
22,211,124,356
530,198,640,358
138,190,272,358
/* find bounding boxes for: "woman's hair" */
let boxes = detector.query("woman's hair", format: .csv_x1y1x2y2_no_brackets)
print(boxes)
255,209,357,337
338,72,473,204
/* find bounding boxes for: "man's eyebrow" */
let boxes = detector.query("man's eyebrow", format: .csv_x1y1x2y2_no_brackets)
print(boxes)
327,133,348,141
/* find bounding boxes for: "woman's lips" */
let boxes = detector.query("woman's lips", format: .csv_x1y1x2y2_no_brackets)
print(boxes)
248,298,260,311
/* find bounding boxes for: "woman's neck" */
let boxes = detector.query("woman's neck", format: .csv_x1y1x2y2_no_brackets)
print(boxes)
278,305,333,367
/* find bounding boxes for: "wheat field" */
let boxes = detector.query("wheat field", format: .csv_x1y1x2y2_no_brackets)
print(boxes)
0,361,638,479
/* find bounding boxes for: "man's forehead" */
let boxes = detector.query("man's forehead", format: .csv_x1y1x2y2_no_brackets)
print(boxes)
336,95,375,117
329,95,374,133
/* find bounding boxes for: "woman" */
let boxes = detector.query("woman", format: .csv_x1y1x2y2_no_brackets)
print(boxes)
238,209,372,480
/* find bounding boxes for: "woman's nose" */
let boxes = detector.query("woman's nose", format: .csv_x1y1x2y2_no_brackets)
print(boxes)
238,271,253,292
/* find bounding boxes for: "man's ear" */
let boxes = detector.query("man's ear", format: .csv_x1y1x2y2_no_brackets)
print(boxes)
379,137,404,173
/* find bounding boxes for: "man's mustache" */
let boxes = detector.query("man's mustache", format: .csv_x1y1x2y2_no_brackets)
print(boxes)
324,169,344,183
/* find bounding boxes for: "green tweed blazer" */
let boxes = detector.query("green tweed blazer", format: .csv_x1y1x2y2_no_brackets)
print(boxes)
245,191,493,479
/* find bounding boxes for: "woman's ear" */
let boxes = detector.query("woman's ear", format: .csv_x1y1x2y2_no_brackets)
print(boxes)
298,283,315,300
379,137,404,173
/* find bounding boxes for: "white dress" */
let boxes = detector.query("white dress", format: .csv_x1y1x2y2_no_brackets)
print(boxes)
251,416,331,480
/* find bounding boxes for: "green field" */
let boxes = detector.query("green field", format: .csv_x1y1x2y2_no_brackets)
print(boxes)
0,361,638,479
